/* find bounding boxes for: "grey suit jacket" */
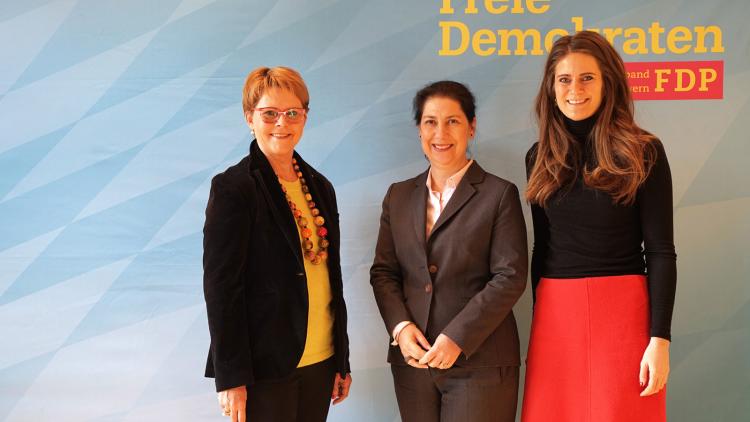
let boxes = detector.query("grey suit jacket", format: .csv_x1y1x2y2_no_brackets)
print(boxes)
370,161,528,367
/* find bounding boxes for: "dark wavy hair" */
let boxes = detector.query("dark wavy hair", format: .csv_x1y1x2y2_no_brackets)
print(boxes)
413,80,476,125
526,31,657,206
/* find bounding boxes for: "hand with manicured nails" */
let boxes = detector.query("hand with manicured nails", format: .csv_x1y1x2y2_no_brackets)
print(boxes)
398,323,431,368
639,337,670,396
419,333,462,369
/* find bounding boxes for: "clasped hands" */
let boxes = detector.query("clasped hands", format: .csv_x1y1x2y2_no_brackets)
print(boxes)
398,324,461,369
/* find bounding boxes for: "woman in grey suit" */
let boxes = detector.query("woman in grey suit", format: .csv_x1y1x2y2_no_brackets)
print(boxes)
370,81,528,422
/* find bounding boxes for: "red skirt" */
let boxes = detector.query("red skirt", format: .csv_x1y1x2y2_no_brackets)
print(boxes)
521,275,666,422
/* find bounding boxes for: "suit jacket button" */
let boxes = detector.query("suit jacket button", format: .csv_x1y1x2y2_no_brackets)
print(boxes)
428,264,438,274
425,283,432,293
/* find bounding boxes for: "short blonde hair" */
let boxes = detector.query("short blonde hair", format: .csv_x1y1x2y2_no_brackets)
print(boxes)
241,66,310,114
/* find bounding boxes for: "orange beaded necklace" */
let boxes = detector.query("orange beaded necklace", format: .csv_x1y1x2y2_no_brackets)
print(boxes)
278,158,329,265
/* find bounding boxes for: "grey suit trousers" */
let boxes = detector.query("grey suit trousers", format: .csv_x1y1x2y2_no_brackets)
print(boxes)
391,364,519,422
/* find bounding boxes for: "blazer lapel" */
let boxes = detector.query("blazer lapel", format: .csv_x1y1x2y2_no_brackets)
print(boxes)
411,171,429,250
248,141,304,268
428,162,484,239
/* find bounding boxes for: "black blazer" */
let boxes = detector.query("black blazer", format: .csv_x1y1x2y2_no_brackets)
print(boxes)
371,162,527,367
203,140,350,392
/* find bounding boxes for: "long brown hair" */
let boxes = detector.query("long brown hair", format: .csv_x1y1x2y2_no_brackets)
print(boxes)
526,31,657,206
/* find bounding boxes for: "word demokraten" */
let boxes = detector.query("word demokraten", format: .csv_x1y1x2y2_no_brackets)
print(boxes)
438,1,725,56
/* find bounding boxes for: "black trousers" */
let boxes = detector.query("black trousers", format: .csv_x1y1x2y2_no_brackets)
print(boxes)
391,364,519,422
247,357,336,422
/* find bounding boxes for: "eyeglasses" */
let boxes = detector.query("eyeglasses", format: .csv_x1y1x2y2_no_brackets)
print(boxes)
253,107,307,124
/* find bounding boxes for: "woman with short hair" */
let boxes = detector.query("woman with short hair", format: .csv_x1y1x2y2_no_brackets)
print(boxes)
371,80,528,422
203,66,351,422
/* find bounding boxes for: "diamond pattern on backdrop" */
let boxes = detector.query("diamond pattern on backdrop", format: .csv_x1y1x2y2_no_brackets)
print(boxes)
0,1,748,421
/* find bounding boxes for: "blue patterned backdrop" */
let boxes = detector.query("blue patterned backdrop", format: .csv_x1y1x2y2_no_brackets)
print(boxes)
0,1,747,421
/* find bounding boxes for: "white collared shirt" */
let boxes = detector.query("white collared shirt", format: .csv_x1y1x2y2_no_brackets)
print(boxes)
425,159,474,238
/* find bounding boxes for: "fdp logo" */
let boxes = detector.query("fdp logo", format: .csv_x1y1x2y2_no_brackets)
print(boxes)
625,61,723,100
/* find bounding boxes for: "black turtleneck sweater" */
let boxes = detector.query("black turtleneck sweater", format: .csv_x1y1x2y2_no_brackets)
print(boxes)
526,115,677,340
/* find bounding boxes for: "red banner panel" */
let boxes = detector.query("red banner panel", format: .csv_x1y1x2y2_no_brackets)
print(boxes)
624,61,723,100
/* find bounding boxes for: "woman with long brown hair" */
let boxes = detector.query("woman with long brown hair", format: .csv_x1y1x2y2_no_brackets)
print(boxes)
521,31,676,422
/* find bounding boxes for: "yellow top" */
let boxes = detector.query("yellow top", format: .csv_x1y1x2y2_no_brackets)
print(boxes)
279,177,335,367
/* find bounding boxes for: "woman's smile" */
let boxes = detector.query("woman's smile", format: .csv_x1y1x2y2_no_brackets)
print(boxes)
431,143,454,151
